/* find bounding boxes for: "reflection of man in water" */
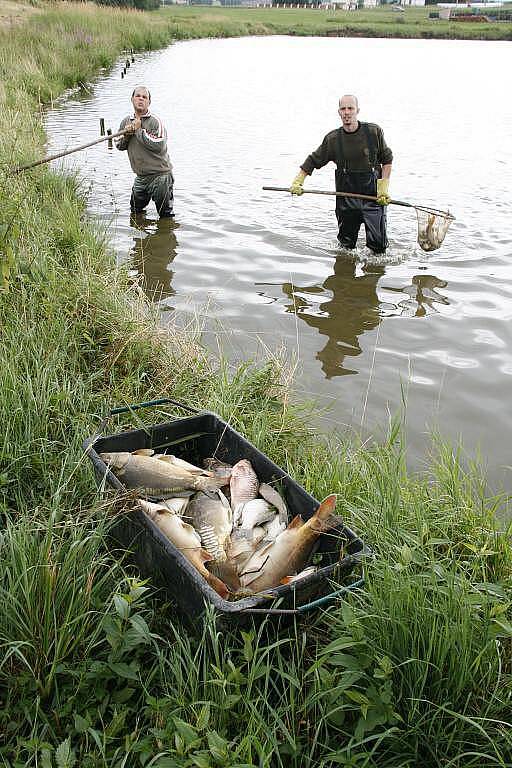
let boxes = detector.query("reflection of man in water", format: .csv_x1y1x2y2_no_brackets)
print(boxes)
129,216,178,301
393,274,449,317
290,94,392,254
116,86,174,219
282,258,385,379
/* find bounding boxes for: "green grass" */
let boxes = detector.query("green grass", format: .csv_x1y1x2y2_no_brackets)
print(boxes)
0,2,511,766
157,4,512,40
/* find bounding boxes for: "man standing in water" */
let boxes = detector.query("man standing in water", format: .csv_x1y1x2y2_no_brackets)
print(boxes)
290,95,392,253
117,86,174,218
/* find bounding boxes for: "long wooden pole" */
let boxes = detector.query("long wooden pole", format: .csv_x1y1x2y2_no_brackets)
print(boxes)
262,186,454,219
12,128,129,174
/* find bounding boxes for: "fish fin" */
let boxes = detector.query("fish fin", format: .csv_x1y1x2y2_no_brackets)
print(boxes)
207,559,241,592
239,550,271,577
312,494,337,522
199,547,214,563
205,572,230,599
240,569,266,587
169,455,214,476
258,482,288,517
217,488,231,508
287,515,304,530
280,576,293,585
132,448,154,456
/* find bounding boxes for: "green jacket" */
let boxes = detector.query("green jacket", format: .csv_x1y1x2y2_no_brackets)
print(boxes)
117,111,173,176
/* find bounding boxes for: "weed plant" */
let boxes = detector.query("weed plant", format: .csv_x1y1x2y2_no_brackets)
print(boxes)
0,3,511,767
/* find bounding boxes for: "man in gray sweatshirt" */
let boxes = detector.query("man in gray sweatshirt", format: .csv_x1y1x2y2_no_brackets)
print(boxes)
117,86,174,218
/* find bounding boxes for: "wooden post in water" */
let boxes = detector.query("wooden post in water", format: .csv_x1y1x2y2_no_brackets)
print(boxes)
131,50,135,63
99,118,105,136
126,59,130,69
121,70,125,79
107,129,113,149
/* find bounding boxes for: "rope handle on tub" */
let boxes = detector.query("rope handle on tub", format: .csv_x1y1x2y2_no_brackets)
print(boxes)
241,577,365,616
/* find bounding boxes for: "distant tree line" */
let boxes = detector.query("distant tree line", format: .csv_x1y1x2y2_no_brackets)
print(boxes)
94,0,161,10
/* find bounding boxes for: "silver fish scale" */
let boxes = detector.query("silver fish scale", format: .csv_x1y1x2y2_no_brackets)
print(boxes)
199,524,224,559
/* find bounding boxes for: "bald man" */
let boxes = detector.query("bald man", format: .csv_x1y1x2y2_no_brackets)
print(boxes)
290,95,392,254
117,86,174,218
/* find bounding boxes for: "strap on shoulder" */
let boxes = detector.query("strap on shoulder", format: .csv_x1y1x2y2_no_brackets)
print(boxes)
361,122,378,169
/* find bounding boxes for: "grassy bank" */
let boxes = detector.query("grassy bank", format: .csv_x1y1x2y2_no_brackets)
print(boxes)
157,4,512,41
1,2,511,766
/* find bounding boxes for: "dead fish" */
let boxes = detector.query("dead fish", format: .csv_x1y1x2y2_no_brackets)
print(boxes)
238,498,275,530
99,452,223,498
258,482,288,524
183,489,232,560
137,499,229,599
157,454,214,476
239,494,338,592
203,457,233,484
230,459,259,514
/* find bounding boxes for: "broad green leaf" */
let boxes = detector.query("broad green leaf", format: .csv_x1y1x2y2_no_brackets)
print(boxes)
73,713,90,733
55,738,75,768
114,594,130,619
108,661,140,680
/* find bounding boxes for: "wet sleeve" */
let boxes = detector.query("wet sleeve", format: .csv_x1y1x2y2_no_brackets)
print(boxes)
300,133,335,175
135,115,168,155
116,117,132,151
377,127,393,165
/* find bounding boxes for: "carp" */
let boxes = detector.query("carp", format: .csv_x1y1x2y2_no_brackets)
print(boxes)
239,494,338,593
183,489,233,561
137,499,229,598
99,451,223,498
230,459,259,519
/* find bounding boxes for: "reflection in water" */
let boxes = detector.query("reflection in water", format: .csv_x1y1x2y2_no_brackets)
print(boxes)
282,257,385,379
388,274,449,318
128,214,179,302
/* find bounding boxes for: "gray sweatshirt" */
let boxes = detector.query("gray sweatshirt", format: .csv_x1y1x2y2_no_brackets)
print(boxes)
117,111,173,176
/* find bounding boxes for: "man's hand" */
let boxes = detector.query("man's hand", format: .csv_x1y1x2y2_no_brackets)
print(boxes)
376,178,391,206
290,170,307,196
124,117,141,135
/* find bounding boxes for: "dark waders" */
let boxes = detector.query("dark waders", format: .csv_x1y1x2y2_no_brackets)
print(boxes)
131,172,174,218
335,125,387,254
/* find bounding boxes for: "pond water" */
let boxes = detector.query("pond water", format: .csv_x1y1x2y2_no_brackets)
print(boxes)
44,35,512,500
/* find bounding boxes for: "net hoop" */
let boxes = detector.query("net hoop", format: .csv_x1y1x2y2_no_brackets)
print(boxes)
415,206,455,252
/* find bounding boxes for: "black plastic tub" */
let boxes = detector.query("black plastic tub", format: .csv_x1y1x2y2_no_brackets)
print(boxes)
84,403,369,627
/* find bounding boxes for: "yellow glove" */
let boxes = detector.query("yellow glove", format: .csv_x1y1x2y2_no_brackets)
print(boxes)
290,170,307,196
376,178,391,206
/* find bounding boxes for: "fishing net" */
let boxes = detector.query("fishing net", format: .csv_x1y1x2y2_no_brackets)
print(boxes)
416,207,455,252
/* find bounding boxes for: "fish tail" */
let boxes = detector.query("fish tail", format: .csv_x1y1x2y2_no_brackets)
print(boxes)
205,571,230,599
304,494,338,533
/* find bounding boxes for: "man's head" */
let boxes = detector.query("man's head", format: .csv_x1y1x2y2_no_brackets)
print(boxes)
338,94,359,132
131,86,151,116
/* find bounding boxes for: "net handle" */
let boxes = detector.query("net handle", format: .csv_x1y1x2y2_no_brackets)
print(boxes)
262,186,455,220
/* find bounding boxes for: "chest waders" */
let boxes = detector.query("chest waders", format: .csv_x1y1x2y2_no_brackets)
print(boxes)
335,124,388,254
